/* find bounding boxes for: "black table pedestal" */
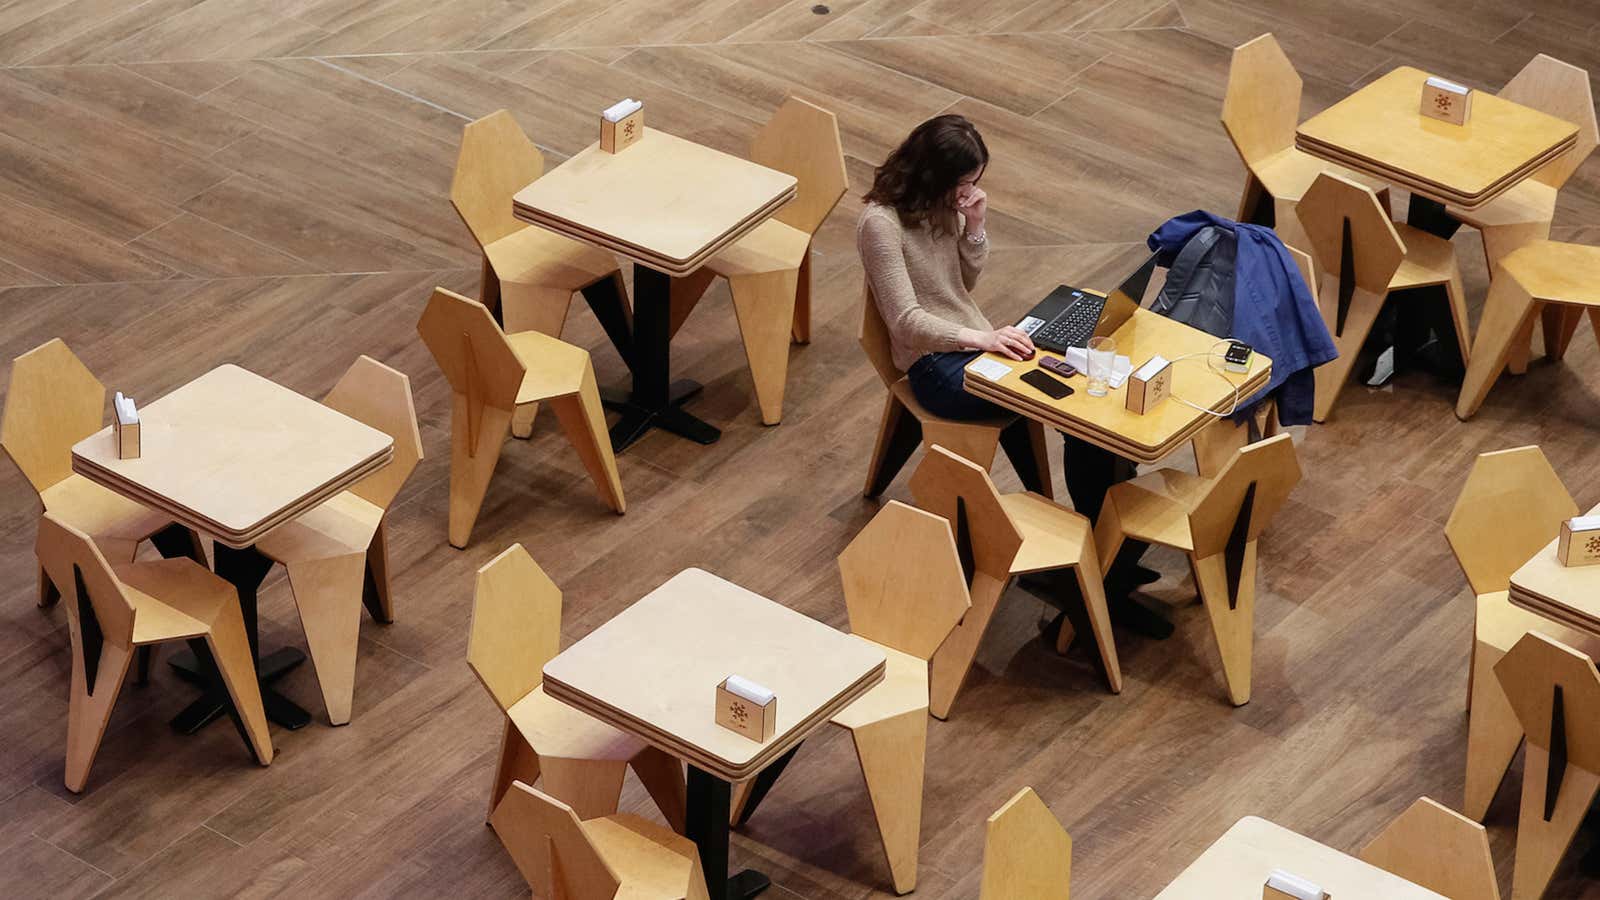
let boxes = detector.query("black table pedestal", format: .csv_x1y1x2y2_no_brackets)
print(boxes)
687,765,770,900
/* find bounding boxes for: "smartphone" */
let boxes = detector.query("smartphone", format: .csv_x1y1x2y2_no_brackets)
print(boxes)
1021,369,1073,400
1039,356,1076,378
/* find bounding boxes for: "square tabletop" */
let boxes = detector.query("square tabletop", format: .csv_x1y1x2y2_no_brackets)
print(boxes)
1154,816,1445,898
1296,67,1578,207
1508,502,1600,635
541,568,886,782
512,128,797,275
72,364,393,547
963,308,1272,463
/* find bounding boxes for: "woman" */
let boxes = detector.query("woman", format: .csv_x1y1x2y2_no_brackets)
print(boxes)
857,115,1168,639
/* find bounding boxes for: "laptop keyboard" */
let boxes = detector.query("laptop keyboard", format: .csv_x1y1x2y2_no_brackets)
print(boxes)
1030,295,1106,352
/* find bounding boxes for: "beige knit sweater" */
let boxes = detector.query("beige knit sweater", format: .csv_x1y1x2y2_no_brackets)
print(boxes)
857,202,993,372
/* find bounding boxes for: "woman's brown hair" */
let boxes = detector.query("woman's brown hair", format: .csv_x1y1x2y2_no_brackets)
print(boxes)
864,114,989,235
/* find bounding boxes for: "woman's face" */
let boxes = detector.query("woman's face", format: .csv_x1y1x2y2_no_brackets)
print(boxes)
950,166,984,208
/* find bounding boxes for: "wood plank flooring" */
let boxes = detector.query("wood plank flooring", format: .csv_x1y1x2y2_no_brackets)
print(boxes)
2,0,1600,897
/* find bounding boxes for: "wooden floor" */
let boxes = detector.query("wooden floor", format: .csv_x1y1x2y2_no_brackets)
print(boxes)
2,0,1600,897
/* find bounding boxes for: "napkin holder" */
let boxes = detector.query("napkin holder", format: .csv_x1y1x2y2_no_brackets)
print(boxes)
1420,76,1471,126
113,393,141,460
1558,516,1600,567
1125,355,1171,415
600,100,644,154
1264,869,1328,900
715,676,776,742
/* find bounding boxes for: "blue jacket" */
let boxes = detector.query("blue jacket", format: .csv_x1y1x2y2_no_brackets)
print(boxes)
1147,211,1336,426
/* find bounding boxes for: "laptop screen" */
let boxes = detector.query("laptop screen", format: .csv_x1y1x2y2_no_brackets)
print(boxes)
1094,255,1157,338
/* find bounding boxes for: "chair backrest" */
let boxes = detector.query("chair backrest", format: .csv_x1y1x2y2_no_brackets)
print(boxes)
322,355,424,512
36,513,136,650
1188,432,1301,560
451,109,543,249
752,96,848,237
417,287,526,415
1,338,107,495
979,787,1072,900
1221,34,1302,167
1499,55,1599,190
836,500,971,660
860,281,903,387
1496,632,1600,774
1296,172,1405,296
1444,446,1577,596
490,781,621,900
467,544,562,713
1358,797,1499,900
908,444,1025,582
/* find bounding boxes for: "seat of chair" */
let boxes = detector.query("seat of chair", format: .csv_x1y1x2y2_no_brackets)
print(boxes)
255,491,382,564
889,378,1013,430
1499,240,1600,306
1476,590,1600,656
1105,469,1208,551
114,559,235,644
486,225,618,290
584,813,703,895
999,492,1093,576
507,330,592,405
1448,179,1558,230
706,218,811,278
508,684,646,762
1389,223,1459,289
831,637,928,729
41,474,172,542
1253,146,1388,202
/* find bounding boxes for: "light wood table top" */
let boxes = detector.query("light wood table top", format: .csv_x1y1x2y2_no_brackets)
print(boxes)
1154,816,1446,899
963,308,1271,463
512,128,797,276
72,364,393,548
542,568,885,782
1508,502,1600,635
1296,66,1578,209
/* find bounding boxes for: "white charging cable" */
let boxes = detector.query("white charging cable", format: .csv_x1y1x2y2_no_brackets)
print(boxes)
1164,339,1249,418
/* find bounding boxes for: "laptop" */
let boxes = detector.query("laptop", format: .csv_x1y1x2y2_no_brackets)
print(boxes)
1016,256,1157,353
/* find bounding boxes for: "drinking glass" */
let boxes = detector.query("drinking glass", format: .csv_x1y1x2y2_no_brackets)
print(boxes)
1085,336,1116,397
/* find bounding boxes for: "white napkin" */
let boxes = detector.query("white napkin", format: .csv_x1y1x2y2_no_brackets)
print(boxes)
1265,870,1324,900
724,675,774,706
967,358,1014,381
602,98,642,122
1571,515,1600,531
114,392,139,425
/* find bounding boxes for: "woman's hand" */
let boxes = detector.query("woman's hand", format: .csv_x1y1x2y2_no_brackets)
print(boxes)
955,184,987,235
967,325,1034,360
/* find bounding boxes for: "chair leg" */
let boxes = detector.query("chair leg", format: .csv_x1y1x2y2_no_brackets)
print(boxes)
928,573,1009,720
38,560,59,607
479,254,502,322
998,418,1052,499
549,362,625,514
1312,286,1386,423
1072,538,1122,693
200,599,273,765
1542,305,1582,363
629,746,687,834
488,720,541,823
1457,277,1538,420
285,552,368,726
1191,547,1256,706
363,519,394,623
64,641,133,793
1463,637,1525,821
448,398,513,549
1512,744,1600,900
847,708,928,895
728,269,800,425
792,248,813,345
1443,264,1473,366
669,269,716,340
864,394,922,498
1479,220,1550,376
510,403,539,441
538,756,628,821
1090,501,1127,581
134,645,154,686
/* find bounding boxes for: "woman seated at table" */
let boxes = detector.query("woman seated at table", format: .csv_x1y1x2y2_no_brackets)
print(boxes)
857,114,1169,638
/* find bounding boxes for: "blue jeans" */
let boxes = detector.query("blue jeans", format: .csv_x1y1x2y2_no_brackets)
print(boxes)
907,351,1005,420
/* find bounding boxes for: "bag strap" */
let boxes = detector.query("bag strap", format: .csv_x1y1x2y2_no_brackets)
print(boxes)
1151,226,1224,322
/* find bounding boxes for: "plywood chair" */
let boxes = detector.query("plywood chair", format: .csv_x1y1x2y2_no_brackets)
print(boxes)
491,781,708,900
251,356,423,725
1296,172,1472,422
860,283,1053,499
669,97,848,423
469,544,685,833
1448,56,1598,374
1494,632,1600,900
417,287,624,550
3,338,204,610
979,787,1071,900
1094,433,1300,705
1358,797,1499,900
1457,241,1600,420
908,445,1119,720
1444,446,1591,822
36,513,271,791
831,500,971,894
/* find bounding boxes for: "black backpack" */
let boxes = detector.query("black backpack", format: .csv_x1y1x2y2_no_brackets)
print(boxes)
1147,224,1237,339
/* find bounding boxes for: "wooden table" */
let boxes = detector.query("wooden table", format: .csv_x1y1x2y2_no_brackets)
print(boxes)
543,568,885,900
1154,816,1446,898
72,364,394,731
513,127,796,451
963,307,1272,464
1508,502,1600,635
